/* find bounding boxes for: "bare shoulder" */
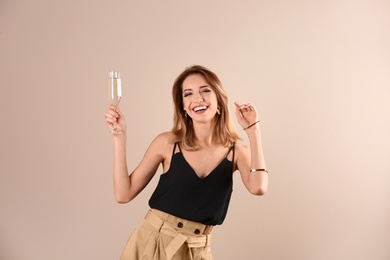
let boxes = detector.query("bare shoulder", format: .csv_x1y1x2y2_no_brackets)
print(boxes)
152,131,175,146
149,131,176,158
234,142,249,155
232,142,250,172
234,142,250,161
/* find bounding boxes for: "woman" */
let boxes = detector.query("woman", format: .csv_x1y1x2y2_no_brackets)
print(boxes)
105,65,268,260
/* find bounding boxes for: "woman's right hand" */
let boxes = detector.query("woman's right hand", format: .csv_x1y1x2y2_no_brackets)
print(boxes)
105,105,126,135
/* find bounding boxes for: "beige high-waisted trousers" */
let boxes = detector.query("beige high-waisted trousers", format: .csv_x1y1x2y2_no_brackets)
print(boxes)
120,209,214,260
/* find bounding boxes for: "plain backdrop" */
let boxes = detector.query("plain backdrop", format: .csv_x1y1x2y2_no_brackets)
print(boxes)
1,1,389,259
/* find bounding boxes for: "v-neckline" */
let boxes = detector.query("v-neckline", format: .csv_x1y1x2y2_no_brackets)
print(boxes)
178,152,228,180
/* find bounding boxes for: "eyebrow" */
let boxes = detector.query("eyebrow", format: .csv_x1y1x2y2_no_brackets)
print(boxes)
183,85,210,92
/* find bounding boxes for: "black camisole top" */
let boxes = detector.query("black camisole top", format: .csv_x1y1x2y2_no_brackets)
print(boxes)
149,142,235,226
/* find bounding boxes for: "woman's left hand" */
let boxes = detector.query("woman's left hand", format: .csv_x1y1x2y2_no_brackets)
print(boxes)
234,102,259,130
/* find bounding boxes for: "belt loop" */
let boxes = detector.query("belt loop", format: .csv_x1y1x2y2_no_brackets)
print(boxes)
145,210,164,232
205,234,208,248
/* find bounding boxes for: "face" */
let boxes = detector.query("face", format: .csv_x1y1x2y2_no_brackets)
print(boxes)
182,74,218,122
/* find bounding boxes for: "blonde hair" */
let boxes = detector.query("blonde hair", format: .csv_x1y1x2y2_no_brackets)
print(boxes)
171,65,241,150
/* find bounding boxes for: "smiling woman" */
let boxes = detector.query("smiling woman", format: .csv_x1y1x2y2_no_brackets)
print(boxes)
104,65,268,259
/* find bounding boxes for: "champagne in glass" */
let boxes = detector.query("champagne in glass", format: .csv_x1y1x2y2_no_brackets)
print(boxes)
108,71,124,134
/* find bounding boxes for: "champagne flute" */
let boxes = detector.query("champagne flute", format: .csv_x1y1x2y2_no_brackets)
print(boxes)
108,71,124,134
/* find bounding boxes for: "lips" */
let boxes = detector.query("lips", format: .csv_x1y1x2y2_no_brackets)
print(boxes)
192,105,208,112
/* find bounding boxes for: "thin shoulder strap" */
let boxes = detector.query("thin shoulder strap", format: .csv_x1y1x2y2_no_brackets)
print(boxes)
230,142,236,173
172,142,182,156
172,142,177,156
232,142,235,162
226,142,235,161
232,142,235,163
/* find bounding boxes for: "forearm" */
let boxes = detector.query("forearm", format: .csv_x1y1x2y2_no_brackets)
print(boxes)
245,125,268,195
113,134,131,203
245,125,266,169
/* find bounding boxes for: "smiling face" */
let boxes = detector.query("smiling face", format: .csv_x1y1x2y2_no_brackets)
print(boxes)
171,65,240,149
182,74,218,123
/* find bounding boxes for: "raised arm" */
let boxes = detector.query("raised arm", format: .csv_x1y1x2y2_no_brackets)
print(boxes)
105,105,165,203
234,102,268,195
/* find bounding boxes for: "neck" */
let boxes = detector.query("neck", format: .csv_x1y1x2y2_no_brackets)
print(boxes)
192,121,216,147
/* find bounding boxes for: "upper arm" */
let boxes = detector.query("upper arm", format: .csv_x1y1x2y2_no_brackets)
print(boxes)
236,144,255,193
235,143,251,183
235,143,267,195
127,132,172,200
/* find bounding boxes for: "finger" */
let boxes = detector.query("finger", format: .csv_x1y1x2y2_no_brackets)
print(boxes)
235,106,244,119
105,114,114,120
105,109,119,122
234,102,247,110
107,108,119,118
105,115,116,125
236,102,253,110
109,105,117,111
105,113,117,122
239,105,249,112
115,105,124,117
106,120,114,127
247,104,257,112
242,104,255,113
246,104,253,111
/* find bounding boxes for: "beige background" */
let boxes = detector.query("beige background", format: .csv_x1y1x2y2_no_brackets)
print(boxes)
1,0,389,259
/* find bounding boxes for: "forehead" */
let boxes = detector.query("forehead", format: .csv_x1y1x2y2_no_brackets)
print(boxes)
182,74,208,90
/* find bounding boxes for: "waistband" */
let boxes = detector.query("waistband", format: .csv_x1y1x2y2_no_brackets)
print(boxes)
149,208,213,235
145,209,213,260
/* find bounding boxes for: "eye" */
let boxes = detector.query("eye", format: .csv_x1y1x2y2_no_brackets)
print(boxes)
183,92,192,97
201,88,211,93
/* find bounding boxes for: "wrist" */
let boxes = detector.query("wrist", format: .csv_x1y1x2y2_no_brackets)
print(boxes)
113,132,127,142
245,127,261,139
244,122,260,134
243,120,260,130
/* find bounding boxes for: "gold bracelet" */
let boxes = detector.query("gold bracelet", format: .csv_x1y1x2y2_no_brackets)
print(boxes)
250,168,268,173
243,120,260,130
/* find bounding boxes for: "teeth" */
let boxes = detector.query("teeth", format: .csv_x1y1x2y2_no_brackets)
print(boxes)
194,106,207,112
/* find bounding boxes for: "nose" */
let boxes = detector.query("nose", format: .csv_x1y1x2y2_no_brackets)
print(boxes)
193,92,204,102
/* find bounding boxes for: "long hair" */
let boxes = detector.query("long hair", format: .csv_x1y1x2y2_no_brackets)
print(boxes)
171,65,241,150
